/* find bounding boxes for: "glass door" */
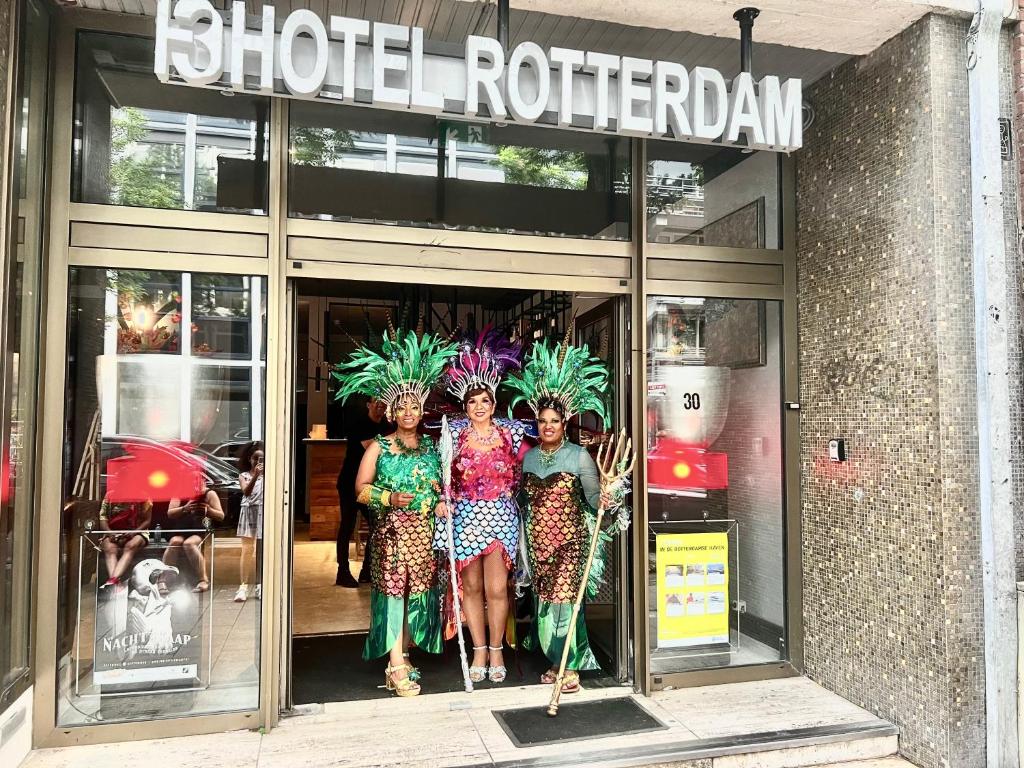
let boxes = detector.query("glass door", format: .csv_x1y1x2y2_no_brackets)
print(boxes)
645,296,786,677
576,297,631,681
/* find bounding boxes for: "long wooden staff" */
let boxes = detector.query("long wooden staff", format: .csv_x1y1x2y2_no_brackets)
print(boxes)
440,416,473,692
547,429,635,717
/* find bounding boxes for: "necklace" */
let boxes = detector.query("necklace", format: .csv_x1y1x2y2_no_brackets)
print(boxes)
470,424,500,447
392,433,422,455
538,439,566,468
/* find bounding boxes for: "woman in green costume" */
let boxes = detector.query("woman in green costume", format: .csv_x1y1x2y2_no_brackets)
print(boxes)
506,333,619,694
333,325,456,697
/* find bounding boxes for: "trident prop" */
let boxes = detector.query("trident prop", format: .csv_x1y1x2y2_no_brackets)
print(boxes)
547,429,636,717
440,416,473,692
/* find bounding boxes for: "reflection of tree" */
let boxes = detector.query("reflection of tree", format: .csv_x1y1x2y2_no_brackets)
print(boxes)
192,275,249,318
646,166,705,215
493,146,588,190
109,107,183,208
290,125,354,166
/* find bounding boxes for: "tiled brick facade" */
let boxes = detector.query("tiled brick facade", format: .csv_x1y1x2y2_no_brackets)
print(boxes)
797,13,1018,768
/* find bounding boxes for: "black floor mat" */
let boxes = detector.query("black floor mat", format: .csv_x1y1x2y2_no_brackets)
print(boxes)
291,631,617,704
493,697,666,747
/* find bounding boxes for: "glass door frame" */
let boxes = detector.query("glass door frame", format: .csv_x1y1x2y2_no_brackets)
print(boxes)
632,143,802,693
277,271,636,708
30,4,803,746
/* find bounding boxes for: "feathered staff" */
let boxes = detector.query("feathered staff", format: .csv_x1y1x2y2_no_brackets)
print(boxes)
439,416,473,692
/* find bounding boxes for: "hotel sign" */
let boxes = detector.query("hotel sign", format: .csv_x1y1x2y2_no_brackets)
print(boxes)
155,0,803,152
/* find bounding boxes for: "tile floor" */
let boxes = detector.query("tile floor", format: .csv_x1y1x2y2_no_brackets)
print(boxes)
24,677,908,768
292,534,370,635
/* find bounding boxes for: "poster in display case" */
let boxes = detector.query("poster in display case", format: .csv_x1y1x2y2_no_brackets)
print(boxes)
655,530,731,649
80,530,213,694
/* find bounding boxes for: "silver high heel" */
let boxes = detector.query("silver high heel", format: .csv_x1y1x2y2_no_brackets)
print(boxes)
487,645,507,683
469,645,488,683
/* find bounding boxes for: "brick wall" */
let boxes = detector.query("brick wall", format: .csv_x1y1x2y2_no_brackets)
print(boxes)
796,13,1017,767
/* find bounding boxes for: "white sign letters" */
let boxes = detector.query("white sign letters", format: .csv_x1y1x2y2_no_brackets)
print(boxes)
154,0,803,151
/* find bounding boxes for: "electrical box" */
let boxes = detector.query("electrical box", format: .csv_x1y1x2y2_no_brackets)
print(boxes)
828,439,847,463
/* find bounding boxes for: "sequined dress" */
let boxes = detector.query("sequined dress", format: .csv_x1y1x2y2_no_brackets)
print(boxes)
363,435,444,660
433,418,527,569
521,442,602,671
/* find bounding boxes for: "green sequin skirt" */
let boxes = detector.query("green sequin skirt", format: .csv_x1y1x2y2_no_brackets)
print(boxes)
522,597,600,671
363,586,444,660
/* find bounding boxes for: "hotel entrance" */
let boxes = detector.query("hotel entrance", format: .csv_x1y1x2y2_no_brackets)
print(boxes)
29,1,805,749
285,277,632,705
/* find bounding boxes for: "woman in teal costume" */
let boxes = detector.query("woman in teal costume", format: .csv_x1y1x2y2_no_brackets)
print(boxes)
506,330,615,694
334,324,456,696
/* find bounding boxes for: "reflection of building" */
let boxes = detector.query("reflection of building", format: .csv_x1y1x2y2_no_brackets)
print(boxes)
98,272,266,454
118,109,261,212
647,298,730,493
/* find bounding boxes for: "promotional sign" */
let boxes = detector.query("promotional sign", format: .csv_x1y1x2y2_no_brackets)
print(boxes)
154,0,803,152
91,543,206,690
655,531,729,648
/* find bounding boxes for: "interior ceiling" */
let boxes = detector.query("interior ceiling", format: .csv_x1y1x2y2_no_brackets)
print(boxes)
295,278,539,311
69,0,851,85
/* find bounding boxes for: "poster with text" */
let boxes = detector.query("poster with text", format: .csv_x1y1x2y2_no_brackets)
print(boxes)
92,547,205,691
656,531,730,648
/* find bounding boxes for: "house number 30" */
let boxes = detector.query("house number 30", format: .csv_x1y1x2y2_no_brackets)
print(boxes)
682,393,701,410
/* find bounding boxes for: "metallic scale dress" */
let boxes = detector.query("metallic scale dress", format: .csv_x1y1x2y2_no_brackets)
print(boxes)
521,442,602,671
363,435,444,660
434,418,527,569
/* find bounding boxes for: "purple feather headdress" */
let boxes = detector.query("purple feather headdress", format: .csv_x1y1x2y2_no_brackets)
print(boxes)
445,326,522,402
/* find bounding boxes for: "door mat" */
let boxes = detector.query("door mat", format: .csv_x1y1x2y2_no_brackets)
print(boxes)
291,631,616,704
492,696,667,747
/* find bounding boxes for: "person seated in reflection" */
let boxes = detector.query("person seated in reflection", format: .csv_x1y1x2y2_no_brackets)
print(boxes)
98,494,153,589
164,487,224,593
235,441,264,603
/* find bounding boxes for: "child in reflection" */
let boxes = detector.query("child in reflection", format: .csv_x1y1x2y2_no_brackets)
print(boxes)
164,487,224,593
98,495,153,589
235,441,264,603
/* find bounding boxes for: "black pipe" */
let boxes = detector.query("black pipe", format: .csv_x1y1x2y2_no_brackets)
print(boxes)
733,7,760,75
497,0,510,52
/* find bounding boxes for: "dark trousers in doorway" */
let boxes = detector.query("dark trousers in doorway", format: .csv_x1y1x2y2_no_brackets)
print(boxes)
336,486,373,579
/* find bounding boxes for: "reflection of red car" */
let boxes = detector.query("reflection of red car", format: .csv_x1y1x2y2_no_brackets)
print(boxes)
647,437,728,492
105,440,207,503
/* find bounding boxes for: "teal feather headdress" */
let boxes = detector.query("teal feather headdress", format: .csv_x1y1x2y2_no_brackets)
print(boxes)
331,316,457,419
503,321,609,425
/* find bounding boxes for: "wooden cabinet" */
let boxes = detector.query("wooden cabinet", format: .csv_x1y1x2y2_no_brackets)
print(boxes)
305,439,346,540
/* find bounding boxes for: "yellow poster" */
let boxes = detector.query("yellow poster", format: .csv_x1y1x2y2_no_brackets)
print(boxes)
655,532,729,648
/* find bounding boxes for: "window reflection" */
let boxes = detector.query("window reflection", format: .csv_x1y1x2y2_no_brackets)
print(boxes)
59,268,267,726
72,33,269,214
289,103,631,240
1,0,48,709
647,143,779,248
646,297,785,672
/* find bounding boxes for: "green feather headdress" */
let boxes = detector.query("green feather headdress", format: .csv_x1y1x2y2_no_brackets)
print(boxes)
504,322,610,425
331,316,457,419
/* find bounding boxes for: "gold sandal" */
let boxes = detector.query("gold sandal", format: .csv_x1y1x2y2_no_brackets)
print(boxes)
560,670,581,693
385,663,421,697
